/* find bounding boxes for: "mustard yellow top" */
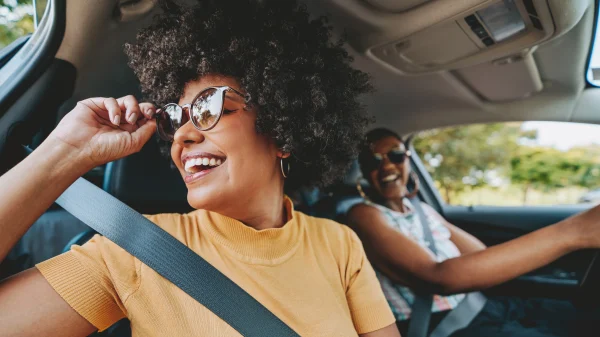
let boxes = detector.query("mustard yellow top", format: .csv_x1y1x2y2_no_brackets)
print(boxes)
36,198,394,336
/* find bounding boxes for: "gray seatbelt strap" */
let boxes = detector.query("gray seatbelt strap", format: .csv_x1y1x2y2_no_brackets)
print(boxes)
429,292,487,337
406,197,438,337
408,197,487,337
53,175,300,336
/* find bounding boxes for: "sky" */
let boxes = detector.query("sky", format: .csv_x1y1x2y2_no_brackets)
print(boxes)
522,121,600,151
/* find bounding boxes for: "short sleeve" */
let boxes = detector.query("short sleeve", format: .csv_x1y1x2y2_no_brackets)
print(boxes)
344,228,396,334
35,234,141,332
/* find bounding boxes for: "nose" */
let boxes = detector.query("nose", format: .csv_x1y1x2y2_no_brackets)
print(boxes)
173,120,205,145
380,154,397,170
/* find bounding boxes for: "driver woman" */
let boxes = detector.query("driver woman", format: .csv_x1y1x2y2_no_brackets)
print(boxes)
0,1,400,336
349,128,600,337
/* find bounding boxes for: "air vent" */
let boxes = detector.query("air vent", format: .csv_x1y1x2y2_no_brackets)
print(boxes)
464,15,495,47
523,0,538,16
523,0,543,30
530,16,543,30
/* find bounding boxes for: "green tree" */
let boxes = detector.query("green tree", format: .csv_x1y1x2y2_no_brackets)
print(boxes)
510,146,600,204
413,123,536,203
0,0,34,49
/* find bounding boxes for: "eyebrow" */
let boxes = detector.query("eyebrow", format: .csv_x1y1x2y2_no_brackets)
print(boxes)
224,92,245,103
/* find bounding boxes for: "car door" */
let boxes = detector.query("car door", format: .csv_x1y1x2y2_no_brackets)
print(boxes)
0,0,75,279
0,0,70,174
411,121,600,300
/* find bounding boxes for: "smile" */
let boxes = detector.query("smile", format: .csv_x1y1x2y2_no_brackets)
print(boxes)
184,156,224,174
181,152,226,184
379,172,400,186
381,174,398,183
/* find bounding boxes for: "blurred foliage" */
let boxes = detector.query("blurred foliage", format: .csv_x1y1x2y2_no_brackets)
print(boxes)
413,123,536,203
510,146,600,204
414,123,600,205
0,0,35,49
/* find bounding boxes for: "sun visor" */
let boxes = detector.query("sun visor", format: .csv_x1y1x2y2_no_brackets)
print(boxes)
455,53,543,101
363,0,434,12
372,20,480,71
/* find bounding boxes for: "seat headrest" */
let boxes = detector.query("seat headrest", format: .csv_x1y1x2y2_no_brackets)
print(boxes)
103,138,193,214
311,160,370,221
342,159,371,187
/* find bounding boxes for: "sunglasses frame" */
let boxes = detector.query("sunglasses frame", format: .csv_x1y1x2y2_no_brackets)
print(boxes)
370,148,412,170
156,86,251,141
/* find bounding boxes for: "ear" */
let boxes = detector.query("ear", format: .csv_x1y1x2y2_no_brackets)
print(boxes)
277,150,291,159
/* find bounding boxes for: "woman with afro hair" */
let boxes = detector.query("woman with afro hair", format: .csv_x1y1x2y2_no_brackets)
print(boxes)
0,0,400,336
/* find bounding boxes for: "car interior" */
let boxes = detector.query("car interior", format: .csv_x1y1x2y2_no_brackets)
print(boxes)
3,0,600,336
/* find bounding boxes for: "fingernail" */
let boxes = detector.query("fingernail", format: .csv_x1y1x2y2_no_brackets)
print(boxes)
113,115,120,125
128,113,137,124
147,108,155,118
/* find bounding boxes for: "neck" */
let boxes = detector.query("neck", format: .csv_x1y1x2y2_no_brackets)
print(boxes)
241,193,288,230
385,197,407,213
222,181,288,231
369,192,407,213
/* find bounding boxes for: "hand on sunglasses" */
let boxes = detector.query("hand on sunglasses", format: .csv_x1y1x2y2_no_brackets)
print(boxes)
48,95,157,170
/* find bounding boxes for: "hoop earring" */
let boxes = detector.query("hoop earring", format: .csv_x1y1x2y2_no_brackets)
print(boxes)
280,158,291,178
404,172,420,199
356,178,370,201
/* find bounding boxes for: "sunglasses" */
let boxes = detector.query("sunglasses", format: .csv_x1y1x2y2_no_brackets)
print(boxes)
366,148,412,171
155,86,251,141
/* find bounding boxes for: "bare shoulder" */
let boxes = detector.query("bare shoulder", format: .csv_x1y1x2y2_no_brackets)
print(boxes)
347,203,384,228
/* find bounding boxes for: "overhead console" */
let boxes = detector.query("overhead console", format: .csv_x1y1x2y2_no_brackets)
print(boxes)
368,0,553,74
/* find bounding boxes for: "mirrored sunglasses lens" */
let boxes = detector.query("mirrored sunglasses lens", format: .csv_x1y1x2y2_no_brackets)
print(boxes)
191,88,222,130
157,104,184,140
369,155,383,170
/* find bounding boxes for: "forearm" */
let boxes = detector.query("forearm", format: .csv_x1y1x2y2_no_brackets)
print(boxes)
0,136,91,261
431,221,578,294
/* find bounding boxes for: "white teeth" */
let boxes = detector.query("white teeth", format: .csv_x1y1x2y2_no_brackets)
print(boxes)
184,156,225,173
382,174,398,182
185,160,195,172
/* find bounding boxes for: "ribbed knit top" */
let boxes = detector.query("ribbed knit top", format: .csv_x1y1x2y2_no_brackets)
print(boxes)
37,198,395,336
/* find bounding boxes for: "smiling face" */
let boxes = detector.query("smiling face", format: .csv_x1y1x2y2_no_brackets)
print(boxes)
367,136,411,201
170,74,282,215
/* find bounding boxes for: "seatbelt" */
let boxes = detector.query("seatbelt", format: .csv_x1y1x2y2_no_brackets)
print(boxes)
406,197,438,337
407,197,487,337
429,292,487,337
23,147,300,336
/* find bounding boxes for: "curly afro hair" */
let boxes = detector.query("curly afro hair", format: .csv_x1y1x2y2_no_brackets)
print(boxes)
125,0,373,187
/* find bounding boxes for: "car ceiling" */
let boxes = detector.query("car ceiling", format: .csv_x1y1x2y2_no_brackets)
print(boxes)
53,0,599,136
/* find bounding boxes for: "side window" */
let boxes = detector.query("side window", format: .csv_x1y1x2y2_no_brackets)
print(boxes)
413,122,600,206
0,0,35,50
